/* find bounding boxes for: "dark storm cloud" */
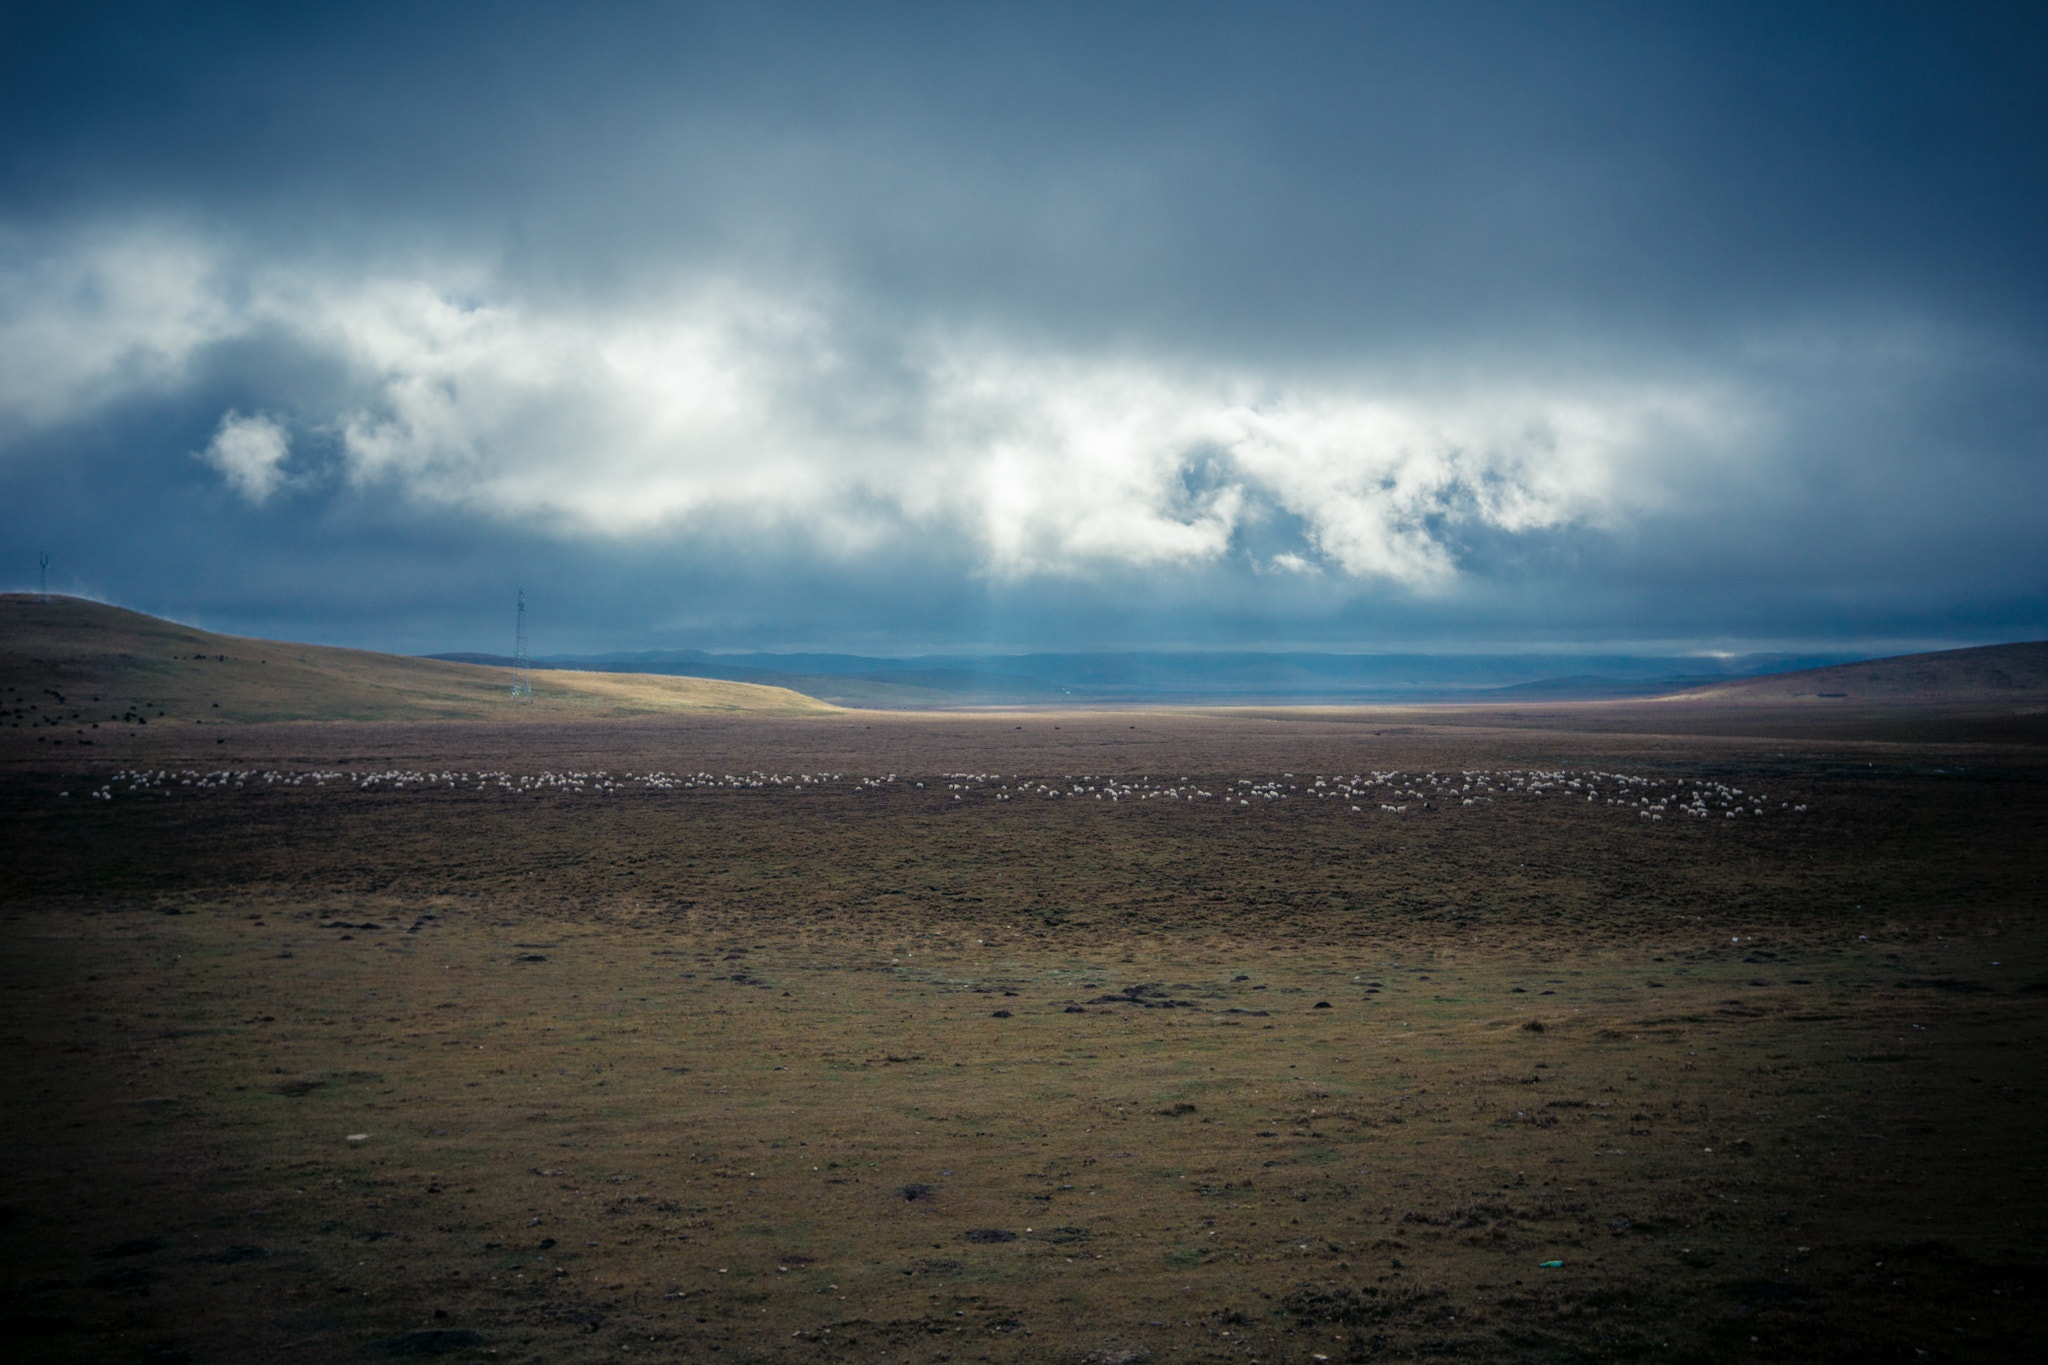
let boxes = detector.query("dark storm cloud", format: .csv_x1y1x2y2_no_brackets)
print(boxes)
2,2,2043,653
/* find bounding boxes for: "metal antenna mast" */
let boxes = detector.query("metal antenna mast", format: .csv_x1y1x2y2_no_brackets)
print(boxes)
36,551,49,603
511,589,532,700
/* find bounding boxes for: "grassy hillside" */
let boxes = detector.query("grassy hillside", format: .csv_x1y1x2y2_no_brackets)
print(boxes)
0,595,835,730
1661,639,2048,706
431,653,1063,707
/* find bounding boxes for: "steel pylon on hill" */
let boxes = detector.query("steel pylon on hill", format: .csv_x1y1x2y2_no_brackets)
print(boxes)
511,589,532,700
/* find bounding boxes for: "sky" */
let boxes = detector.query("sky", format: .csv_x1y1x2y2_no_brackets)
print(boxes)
2,1,2044,657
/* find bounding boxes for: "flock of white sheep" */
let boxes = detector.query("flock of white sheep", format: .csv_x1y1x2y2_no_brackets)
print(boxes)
76,765,1808,821
935,769,1805,819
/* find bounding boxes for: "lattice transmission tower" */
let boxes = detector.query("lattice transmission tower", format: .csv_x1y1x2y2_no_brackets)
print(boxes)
37,550,50,603
510,589,533,700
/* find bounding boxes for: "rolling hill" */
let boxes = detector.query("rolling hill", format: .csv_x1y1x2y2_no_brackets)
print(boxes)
429,652,1065,707
1658,640,2048,706
427,647,1867,706
0,595,835,731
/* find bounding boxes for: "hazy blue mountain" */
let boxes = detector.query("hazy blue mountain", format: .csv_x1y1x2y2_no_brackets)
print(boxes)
424,649,1869,707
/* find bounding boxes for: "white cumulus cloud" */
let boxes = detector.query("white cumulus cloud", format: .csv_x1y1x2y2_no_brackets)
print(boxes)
196,410,293,503
6,226,1746,583
0,225,228,435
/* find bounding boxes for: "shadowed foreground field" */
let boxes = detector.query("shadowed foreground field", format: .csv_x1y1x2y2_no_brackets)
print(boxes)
2,711,2044,1363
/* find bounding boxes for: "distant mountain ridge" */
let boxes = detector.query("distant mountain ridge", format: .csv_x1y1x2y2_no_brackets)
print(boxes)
424,646,1876,707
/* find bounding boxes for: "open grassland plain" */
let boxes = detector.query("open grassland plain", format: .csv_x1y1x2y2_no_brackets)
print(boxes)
2,711,2045,1363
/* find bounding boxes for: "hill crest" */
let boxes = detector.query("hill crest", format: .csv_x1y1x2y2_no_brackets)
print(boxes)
1659,640,2048,705
0,595,835,729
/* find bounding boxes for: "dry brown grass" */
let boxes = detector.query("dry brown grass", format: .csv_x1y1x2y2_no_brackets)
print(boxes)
0,595,834,727
2,709,2044,1362
1661,640,2048,706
